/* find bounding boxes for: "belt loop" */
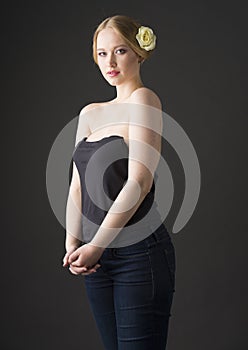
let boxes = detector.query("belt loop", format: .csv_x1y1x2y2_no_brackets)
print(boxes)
151,222,165,243
148,222,160,246
152,230,160,242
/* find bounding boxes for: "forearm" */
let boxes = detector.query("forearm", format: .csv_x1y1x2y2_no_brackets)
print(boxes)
89,179,150,248
65,188,82,251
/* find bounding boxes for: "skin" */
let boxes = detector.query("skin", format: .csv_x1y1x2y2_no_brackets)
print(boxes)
63,27,161,276
96,27,144,102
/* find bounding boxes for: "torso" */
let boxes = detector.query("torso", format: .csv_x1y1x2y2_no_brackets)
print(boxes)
86,115,129,143
83,96,132,147
81,87,161,148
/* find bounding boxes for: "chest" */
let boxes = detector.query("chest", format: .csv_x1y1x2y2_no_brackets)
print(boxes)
86,104,130,144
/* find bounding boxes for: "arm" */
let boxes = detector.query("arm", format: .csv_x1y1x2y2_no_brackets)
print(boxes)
63,105,104,272
64,107,91,249
65,162,82,252
88,89,163,248
64,162,103,273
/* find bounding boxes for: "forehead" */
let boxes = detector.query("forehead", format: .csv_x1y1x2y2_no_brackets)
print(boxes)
97,27,127,49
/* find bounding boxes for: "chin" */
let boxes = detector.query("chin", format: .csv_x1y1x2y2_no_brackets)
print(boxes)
106,80,121,87
107,81,117,87
105,76,124,86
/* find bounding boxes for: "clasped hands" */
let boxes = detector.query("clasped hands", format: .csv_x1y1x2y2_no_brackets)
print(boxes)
63,243,105,276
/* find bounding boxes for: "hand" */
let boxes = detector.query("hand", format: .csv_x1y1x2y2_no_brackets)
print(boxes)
68,243,105,275
63,246,78,267
69,263,101,276
62,245,100,276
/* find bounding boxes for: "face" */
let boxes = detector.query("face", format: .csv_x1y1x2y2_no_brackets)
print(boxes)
96,27,141,86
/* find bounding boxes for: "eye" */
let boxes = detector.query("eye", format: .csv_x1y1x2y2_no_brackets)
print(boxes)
115,48,127,54
98,52,106,57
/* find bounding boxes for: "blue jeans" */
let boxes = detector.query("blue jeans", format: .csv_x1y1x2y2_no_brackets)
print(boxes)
84,223,176,350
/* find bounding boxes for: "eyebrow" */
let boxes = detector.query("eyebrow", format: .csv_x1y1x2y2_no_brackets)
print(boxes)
97,45,128,51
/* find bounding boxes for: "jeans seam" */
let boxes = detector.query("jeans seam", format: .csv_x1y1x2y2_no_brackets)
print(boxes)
163,247,175,291
148,253,155,301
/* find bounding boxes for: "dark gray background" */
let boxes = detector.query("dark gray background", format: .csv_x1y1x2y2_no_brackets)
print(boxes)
1,0,247,349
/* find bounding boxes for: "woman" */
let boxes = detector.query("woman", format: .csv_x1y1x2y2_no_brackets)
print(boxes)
63,15,176,350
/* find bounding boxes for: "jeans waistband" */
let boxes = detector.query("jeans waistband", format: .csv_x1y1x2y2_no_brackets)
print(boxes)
143,222,171,247
104,222,171,252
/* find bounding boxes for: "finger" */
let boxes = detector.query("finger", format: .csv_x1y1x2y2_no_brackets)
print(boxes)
79,266,97,274
69,265,89,275
70,262,89,272
69,267,80,275
86,263,101,270
63,253,70,267
68,251,79,264
71,264,100,272
63,260,68,267
71,261,86,267
85,264,101,273
81,267,98,275
63,248,78,266
69,265,89,274
81,270,96,275
70,263,101,275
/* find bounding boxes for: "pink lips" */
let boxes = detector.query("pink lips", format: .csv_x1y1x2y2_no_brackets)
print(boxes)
107,70,120,77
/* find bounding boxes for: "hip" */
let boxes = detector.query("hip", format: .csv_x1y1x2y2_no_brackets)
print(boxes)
87,223,176,291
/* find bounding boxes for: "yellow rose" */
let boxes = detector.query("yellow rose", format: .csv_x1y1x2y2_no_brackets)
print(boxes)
136,26,156,51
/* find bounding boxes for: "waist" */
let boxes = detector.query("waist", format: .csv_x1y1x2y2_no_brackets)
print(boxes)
103,222,171,255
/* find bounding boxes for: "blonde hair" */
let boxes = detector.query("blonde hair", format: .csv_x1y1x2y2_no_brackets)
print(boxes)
92,15,155,65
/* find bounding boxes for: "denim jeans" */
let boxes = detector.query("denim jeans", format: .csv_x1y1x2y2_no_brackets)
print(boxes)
84,223,176,350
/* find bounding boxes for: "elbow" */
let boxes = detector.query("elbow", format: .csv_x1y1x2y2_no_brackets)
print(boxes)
141,181,153,195
127,177,153,197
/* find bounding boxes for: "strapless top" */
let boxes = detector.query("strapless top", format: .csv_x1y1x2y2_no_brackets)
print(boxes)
72,135,162,246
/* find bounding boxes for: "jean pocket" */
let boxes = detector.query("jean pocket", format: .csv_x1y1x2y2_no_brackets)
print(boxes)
163,243,176,291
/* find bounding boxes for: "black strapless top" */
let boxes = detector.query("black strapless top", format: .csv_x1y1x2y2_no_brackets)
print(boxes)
72,135,162,245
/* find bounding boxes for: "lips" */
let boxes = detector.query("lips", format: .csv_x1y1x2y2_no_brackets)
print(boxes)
107,70,120,77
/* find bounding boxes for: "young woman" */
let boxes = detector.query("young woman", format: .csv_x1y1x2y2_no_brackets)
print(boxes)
63,15,176,350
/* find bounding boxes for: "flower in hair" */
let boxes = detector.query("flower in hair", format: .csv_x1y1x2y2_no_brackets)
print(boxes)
136,26,156,51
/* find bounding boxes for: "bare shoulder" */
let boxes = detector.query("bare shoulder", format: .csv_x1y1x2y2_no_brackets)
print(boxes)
129,87,162,110
79,102,101,116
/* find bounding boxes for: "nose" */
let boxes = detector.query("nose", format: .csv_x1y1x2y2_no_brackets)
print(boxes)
107,52,117,67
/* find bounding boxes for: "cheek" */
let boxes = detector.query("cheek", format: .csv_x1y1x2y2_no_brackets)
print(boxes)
125,53,139,66
97,61,105,73
124,57,139,73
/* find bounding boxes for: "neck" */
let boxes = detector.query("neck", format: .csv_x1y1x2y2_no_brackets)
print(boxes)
114,77,144,102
